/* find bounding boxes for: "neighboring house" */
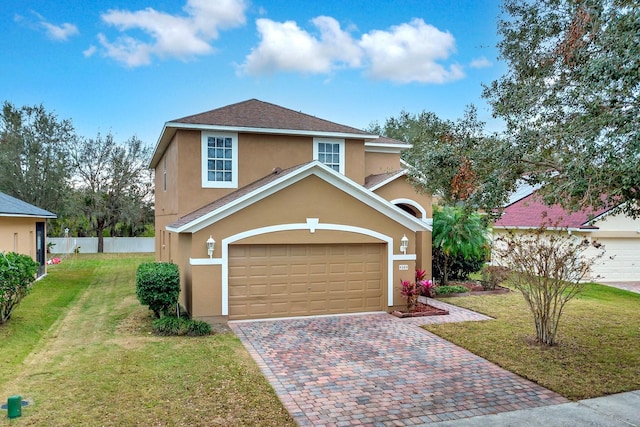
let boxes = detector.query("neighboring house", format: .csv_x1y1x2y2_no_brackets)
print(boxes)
493,191,640,282
150,99,433,322
0,191,56,277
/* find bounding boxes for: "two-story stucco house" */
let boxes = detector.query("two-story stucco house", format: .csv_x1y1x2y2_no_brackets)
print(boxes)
150,99,432,322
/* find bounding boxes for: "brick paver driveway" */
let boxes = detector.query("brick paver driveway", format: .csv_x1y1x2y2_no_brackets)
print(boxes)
230,301,567,426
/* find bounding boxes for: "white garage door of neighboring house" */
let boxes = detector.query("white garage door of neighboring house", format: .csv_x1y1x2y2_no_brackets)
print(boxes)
228,244,384,320
590,238,639,282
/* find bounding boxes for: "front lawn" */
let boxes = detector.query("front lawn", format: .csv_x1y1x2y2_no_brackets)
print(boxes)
425,283,640,400
0,254,295,426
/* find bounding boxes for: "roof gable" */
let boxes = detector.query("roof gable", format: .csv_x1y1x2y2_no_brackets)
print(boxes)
0,192,56,218
166,161,430,234
494,192,611,229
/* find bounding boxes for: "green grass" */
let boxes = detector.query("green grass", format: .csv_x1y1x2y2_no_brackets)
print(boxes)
424,283,640,400
0,254,295,426
0,255,98,384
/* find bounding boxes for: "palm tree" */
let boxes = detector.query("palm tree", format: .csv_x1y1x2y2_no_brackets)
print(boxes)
433,206,490,285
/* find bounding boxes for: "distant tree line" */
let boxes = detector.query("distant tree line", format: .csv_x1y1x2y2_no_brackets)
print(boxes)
0,102,154,253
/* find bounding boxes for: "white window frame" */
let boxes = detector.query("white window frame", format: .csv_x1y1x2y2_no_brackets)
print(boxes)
201,131,238,188
313,138,345,174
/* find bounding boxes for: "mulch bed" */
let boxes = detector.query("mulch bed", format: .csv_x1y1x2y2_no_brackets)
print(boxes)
391,302,449,318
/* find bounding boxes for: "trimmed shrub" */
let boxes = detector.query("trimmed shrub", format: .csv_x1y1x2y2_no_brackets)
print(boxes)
433,247,487,282
480,265,511,290
187,319,212,336
0,252,38,323
435,285,469,295
152,316,190,335
152,316,211,336
136,262,180,318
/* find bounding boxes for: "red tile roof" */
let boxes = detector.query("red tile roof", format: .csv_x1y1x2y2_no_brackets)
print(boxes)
172,99,373,136
494,192,611,229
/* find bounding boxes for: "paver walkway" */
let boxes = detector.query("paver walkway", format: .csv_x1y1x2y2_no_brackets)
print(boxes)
230,300,568,426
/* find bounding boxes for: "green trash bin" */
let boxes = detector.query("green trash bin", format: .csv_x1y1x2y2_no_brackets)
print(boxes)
7,395,21,419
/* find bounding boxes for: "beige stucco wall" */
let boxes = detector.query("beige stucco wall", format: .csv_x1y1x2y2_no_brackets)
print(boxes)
373,177,433,218
589,212,640,238
0,217,37,258
344,140,365,185
181,175,429,319
364,151,401,176
154,130,371,221
153,130,377,261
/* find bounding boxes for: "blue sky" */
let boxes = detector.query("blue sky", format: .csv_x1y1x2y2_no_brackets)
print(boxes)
1,0,506,148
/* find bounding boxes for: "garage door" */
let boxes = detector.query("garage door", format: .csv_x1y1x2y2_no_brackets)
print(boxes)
228,244,384,320
590,238,639,282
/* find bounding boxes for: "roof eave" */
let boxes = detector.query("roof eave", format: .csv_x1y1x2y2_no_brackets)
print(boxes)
0,213,57,219
365,142,412,153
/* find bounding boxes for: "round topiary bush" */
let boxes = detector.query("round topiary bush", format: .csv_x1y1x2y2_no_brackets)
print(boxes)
136,262,180,318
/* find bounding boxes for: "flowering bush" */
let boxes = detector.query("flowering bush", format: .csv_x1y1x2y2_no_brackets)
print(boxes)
400,269,434,311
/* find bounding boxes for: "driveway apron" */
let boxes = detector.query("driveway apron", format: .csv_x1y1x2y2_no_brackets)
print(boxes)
230,302,567,426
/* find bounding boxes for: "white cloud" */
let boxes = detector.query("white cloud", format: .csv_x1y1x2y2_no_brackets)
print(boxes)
359,19,463,83
470,56,492,69
41,21,79,41
83,45,97,58
240,17,463,84
240,16,361,75
97,0,247,67
23,12,79,41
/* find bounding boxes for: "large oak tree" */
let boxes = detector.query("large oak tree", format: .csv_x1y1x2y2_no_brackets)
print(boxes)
369,106,521,214
0,102,74,214
69,133,153,252
484,0,640,216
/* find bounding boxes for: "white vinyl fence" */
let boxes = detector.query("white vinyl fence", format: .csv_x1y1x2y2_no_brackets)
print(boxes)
48,237,154,254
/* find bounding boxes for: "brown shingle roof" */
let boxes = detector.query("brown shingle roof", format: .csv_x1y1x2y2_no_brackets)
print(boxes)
172,99,372,136
168,162,311,229
364,170,405,189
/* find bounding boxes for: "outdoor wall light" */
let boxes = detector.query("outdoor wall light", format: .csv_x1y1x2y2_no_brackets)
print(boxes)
400,234,409,255
206,235,215,258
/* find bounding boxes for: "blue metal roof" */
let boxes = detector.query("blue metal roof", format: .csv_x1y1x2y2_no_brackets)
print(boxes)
0,191,57,218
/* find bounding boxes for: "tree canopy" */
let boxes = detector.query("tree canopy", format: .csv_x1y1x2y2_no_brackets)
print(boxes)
69,133,153,252
369,106,521,214
0,102,74,215
0,101,155,247
484,0,640,217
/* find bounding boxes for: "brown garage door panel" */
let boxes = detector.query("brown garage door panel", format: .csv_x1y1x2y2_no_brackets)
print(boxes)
229,244,384,320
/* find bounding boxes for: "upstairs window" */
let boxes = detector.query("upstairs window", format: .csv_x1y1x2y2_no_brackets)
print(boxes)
313,138,345,174
201,132,238,188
